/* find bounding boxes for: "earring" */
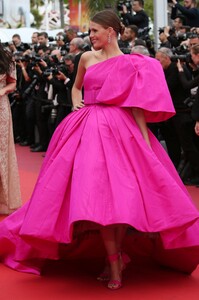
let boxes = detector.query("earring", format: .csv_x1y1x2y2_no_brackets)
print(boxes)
108,34,111,44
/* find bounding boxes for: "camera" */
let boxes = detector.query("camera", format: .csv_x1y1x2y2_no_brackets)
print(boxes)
9,90,21,107
43,69,53,77
43,64,66,77
158,27,175,35
171,53,193,63
117,1,132,13
14,52,32,63
138,27,155,54
28,55,43,67
77,31,89,38
184,95,195,108
22,75,38,98
173,44,189,55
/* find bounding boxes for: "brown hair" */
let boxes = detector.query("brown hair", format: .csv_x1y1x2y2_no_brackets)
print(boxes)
0,43,14,74
91,10,124,35
191,43,199,54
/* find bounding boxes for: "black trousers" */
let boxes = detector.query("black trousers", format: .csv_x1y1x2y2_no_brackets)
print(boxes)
172,111,199,175
25,97,36,144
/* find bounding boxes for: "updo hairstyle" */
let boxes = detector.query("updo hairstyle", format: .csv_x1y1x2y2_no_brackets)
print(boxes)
91,10,125,36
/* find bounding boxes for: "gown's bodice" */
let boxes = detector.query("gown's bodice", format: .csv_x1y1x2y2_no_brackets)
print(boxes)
84,59,115,105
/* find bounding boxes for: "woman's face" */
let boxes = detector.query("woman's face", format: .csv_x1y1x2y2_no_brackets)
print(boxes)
89,21,110,50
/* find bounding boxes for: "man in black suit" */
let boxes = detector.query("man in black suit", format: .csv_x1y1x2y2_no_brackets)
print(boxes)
46,54,75,137
189,44,199,186
69,37,84,82
171,0,199,28
122,0,149,29
156,47,199,184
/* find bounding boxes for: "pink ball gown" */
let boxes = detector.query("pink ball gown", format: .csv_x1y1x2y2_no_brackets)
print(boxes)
0,54,199,275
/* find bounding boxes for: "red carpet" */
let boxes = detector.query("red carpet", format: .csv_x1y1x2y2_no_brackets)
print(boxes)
0,145,199,299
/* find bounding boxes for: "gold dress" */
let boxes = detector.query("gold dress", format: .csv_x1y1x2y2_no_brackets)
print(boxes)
0,69,21,214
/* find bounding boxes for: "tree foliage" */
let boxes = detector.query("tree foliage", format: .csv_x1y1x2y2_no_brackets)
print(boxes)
30,0,155,28
73,0,154,20
144,0,154,21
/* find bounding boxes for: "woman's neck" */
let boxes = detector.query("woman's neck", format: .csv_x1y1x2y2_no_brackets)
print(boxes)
100,45,123,59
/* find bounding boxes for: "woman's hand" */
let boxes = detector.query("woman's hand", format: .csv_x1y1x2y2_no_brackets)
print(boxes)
195,121,199,136
72,100,85,111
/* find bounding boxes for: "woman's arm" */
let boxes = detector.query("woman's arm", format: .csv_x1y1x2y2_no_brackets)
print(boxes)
132,107,151,148
0,81,16,97
71,52,89,111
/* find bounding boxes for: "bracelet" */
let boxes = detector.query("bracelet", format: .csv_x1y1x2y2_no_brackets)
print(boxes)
21,67,25,70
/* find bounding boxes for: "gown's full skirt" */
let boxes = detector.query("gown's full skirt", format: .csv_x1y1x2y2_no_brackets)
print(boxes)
0,54,199,275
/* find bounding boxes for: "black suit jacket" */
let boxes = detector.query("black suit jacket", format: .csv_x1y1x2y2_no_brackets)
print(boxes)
164,62,190,111
122,10,149,29
171,4,199,27
192,88,199,121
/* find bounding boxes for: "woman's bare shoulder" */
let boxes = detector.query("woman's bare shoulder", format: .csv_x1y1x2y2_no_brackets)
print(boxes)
80,50,101,69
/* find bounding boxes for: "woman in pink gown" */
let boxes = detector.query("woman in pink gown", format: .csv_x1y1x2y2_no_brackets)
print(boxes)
0,10,199,290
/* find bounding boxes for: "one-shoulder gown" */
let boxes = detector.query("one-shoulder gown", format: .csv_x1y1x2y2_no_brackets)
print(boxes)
0,54,199,275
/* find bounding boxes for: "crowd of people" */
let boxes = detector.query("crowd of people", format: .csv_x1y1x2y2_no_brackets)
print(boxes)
0,2,199,290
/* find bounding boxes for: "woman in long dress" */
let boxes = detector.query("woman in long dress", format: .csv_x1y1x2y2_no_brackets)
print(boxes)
0,43,21,214
0,10,199,290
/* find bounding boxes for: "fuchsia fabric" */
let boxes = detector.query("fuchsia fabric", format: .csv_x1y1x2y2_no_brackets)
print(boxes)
0,54,199,275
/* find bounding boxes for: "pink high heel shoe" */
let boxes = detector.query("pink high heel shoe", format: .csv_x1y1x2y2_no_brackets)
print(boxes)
119,251,131,270
107,253,122,290
97,251,131,281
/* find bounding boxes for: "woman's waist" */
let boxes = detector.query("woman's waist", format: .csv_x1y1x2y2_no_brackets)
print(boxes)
84,89,101,105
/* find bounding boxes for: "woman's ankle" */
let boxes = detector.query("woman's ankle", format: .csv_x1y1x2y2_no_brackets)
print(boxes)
108,253,121,280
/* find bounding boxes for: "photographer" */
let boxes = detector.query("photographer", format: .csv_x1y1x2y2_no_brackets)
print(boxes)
171,0,199,27
64,28,78,43
29,48,51,152
158,16,190,50
156,47,199,184
177,32,199,73
11,51,32,145
158,28,173,48
69,37,85,82
122,0,149,29
55,32,68,51
45,53,75,137
38,32,49,47
123,25,138,49
12,34,29,52
189,45,199,124
161,25,188,49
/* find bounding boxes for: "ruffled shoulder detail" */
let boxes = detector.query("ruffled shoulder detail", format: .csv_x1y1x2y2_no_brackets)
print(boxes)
96,54,175,123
